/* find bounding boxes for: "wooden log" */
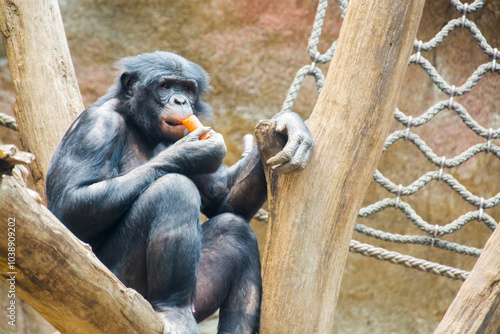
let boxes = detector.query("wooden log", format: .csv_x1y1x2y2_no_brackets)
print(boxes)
0,0,83,201
434,225,500,334
0,144,35,165
0,173,164,334
256,0,425,332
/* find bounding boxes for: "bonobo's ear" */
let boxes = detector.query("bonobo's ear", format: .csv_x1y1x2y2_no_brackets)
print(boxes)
120,72,137,97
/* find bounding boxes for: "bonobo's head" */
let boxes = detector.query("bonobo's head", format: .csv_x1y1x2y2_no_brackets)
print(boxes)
114,51,212,143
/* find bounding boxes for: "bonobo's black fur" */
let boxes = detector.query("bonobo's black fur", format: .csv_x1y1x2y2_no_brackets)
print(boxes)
46,51,314,334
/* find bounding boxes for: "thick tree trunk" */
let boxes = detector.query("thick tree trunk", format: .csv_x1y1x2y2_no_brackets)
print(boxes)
256,0,425,332
434,225,500,334
0,1,167,333
0,0,83,202
0,172,164,334
0,1,84,332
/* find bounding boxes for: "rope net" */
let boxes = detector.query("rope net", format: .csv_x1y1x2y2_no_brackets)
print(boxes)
273,0,500,281
0,112,18,132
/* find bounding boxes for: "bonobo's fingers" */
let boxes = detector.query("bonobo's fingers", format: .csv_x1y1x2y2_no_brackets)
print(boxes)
207,130,225,144
189,126,212,140
275,117,287,133
207,129,218,138
178,126,211,143
265,111,315,173
204,130,227,158
270,135,314,173
266,134,301,167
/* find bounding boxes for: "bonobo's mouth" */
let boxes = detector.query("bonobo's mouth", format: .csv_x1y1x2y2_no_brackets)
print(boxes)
164,119,183,127
160,117,189,141
162,115,187,129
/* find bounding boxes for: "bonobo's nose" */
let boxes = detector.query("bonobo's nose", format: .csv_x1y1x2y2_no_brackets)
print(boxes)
172,95,187,106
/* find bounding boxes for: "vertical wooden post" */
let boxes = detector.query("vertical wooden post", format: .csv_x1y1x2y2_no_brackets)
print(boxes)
257,0,425,332
434,226,500,334
0,0,83,201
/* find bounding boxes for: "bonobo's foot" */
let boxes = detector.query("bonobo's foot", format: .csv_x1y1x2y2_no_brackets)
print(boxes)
157,306,200,334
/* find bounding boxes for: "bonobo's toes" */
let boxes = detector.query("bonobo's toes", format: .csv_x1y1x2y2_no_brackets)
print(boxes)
158,306,200,334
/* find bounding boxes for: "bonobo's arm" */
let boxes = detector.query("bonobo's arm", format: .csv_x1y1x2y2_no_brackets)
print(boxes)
47,105,145,241
195,111,314,220
47,99,225,242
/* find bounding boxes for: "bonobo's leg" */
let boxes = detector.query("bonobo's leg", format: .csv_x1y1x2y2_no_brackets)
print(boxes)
95,174,202,333
194,213,262,334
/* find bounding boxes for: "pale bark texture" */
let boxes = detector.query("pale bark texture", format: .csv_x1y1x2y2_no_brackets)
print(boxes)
433,225,500,334
0,1,166,332
0,0,83,201
257,0,426,333
0,173,164,334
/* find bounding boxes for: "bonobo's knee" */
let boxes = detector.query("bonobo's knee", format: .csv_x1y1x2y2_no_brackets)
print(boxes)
204,213,258,252
208,213,251,232
147,173,201,211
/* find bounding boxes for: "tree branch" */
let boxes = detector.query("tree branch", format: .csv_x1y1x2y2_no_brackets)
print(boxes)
0,171,164,334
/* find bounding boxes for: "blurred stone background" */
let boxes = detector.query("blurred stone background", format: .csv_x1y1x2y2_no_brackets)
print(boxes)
1,1,499,333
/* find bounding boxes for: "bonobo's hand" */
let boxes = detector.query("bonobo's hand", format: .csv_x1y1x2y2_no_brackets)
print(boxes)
266,111,314,173
153,127,227,175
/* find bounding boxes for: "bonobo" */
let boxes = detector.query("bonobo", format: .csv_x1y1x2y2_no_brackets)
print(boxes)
46,51,314,334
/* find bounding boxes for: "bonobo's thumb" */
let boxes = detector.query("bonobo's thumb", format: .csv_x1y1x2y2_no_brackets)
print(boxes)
185,126,211,141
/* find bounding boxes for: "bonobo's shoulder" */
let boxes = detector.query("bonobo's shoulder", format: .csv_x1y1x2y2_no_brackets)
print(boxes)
70,98,125,134
63,98,125,149
85,98,124,127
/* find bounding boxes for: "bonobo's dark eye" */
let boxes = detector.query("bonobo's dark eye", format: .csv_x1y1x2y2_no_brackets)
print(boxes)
182,85,191,93
161,82,171,90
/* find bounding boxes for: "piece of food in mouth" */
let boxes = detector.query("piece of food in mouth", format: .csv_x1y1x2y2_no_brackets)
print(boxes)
182,115,211,140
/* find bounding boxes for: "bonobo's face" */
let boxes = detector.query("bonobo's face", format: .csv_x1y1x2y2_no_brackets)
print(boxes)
155,76,198,142
117,52,212,144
